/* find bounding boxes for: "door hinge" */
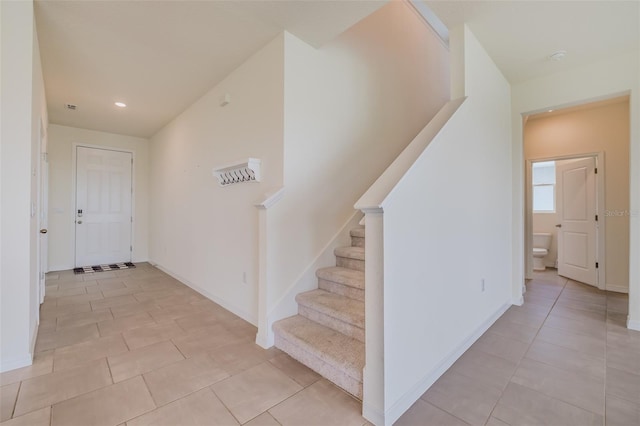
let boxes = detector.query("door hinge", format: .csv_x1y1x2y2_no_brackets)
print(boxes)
130,245,133,252
131,217,133,223
131,158,133,165
596,262,599,268
595,167,598,174
595,214,598,221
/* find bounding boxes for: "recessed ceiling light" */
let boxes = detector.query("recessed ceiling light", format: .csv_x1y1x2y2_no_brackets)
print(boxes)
548,109,554,113
115,102,127,108
549,51,567,61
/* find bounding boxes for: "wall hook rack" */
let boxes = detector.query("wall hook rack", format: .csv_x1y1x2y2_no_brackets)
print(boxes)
213,158,261,187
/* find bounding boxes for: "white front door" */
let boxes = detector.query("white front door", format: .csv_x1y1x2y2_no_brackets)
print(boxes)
75,146,133,266
557,157,597,286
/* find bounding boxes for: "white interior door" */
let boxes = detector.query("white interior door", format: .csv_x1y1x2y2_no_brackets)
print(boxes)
39,121,49,303
75,147,133,266
557,157,597,286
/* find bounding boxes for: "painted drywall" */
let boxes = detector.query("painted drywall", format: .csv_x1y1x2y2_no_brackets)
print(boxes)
148,34,285,323
47,125,150,270
1,0,47,372
527,102,630,290
264,1,450,339
512,50,639,328
377,25,512,424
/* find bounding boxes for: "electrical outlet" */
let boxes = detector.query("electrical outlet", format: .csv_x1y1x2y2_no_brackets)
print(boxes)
481,278,485,292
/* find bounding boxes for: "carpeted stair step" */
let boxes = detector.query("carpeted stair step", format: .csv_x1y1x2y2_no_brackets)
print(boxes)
317,267,364,301
296,289,365,342
273,315,364,399
350,227,365,248
334,246,365,272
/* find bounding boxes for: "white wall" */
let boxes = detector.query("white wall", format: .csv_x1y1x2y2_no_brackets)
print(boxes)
47,125,150,271
0,0,47,372
362,25,513,424
148,34,285,323
264,1,450,341
512,50,640,329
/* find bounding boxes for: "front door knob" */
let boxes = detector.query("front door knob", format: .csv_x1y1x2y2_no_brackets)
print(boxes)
555,224,562,228
77,220,83,224
40,229,47,234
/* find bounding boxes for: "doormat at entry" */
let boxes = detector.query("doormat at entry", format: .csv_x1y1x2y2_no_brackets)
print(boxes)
73,262,136,274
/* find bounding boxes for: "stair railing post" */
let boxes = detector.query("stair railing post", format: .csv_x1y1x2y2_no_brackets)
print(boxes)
361,207,386,426
255,188,284,349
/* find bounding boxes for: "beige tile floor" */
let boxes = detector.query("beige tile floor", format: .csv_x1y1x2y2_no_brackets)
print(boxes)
0,264,367,426
1,265,638,425
396,269,639,426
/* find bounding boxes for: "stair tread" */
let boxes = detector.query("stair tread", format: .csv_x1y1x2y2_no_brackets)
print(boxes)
273,315,364,380
296,289,364,328
334,246,365,261
316,267,364,290
350,227,365,238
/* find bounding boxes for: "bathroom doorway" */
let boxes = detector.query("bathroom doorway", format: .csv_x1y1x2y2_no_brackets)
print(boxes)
526,153,604,289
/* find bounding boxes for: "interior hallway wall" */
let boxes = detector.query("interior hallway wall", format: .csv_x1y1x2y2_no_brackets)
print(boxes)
47,124,150,271
1,0,48,372
373,25,512,424
265,0,450,337
148,34,286,323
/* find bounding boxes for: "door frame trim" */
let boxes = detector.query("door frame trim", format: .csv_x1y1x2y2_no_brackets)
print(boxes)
525,151,605,290
71,143,135,267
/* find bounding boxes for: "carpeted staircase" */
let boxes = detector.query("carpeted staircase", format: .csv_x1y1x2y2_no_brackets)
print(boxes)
273,226,366,398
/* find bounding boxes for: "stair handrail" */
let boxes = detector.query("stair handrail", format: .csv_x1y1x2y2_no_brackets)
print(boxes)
255,187,285,210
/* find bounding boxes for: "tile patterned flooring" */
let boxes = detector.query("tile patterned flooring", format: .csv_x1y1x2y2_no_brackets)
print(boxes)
396,270,639,426
0,265,638,425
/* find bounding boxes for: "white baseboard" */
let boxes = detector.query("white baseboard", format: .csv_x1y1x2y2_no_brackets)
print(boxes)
152,262,257,325
606,284,628,294
0,354,32,373
627,318,640,331
49,264,74,272
384,302,512,426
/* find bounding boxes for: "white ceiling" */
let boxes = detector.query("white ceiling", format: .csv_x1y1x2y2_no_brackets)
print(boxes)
425,0,639,84
36,1,639,139
35,0,386,138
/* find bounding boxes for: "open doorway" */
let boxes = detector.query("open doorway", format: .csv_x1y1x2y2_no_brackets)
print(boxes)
527,154,604,289
523,96,630,295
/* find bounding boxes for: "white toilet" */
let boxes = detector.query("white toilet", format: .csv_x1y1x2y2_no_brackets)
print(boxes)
533,233,552,271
